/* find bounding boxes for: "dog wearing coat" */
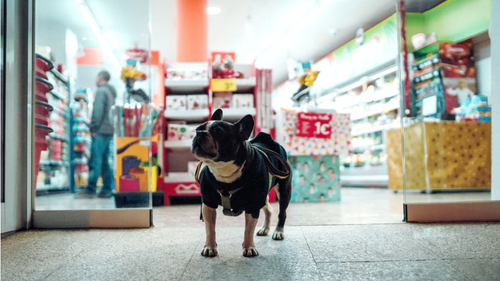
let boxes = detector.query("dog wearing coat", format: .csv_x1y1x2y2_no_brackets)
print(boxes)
191,109,292,257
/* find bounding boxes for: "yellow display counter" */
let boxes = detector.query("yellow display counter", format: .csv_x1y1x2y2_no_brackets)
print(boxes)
387,121,491,191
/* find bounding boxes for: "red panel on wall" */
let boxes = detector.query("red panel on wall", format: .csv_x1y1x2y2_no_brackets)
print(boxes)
77,48,104,65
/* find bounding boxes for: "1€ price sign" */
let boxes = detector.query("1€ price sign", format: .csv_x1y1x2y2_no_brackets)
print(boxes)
297,112,332,139
211,78,237,92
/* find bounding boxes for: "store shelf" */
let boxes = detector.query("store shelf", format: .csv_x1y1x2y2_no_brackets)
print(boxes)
36,185,70,191
351,104,399,121
351,123,400,136
164,140,192,150
165,79,209,92
49,133,69,143
50,69,68,84
235,78,256,91
220,107,256,121
336,88,399,109
370,144,385,151
39,160,69,166
164,108,209,121
49,90,66,101
164,172,195,183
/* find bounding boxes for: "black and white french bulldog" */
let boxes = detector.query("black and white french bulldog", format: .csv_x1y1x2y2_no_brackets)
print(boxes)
191,109,292,258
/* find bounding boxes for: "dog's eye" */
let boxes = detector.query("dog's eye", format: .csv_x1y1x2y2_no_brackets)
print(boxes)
212,127,221,134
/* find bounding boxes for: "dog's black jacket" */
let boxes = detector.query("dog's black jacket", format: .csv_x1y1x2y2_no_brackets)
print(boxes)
200,132,288,218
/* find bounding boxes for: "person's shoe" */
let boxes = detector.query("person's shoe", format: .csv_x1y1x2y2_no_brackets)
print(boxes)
75,189,95,199
97,191,113,198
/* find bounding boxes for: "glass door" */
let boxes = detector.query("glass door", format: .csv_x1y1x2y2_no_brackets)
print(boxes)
395,0,500,222
32,0,156,228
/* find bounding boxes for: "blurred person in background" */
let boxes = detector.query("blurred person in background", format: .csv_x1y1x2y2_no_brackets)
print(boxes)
76,70,117,198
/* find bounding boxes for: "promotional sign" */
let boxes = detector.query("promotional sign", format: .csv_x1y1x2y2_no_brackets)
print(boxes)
297,112,332,139
76,48,104,66
211,78,237,92
211,52,235,63
125,48,149,63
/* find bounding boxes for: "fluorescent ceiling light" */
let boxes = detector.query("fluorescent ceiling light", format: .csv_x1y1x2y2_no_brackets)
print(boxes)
74,0,121,70
206,7,221,15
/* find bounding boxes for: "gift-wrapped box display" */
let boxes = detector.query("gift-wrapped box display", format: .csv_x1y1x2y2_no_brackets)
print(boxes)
289,155,341,203
213,92,232,109
233,94,254,108
166,95,187,110
167,124,196,141
187,94,208,110
278,109,352,156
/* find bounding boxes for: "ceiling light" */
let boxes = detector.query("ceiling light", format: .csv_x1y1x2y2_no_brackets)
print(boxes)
74,0,121,70
206,7,221,15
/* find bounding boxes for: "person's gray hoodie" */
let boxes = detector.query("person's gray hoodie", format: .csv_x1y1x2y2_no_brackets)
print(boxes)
90,84,117,136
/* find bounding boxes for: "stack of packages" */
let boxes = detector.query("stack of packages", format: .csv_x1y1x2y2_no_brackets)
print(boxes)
212,92,254,109
278,109,352,203
166,94,209,111
112,104,163,138
72,88,91,188
34,55,55,189
454,94,491,122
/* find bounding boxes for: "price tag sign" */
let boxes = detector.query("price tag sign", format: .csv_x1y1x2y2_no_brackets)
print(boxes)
211,78,237,92
297,112,332,139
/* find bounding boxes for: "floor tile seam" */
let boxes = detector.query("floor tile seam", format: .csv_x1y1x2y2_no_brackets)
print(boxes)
412,236,446,261
314,258,448,264
300,226,319,264
290,222,406,227
179,238,203,280
443,259,474,281
41,230,112,280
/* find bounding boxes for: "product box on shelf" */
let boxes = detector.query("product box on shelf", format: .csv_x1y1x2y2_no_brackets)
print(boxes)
233,94,254,108
187,94,208,110
167,124,196,141
289,155,341,203
213,92,232,109
166,95,187,110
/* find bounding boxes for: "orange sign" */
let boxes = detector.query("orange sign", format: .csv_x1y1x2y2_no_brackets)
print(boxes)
211,52,235,63
77,48,103,65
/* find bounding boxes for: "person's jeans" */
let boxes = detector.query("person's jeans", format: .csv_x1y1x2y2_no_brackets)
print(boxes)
86,134,113,194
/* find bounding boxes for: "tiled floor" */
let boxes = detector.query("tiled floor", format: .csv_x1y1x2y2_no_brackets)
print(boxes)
3,188,499,281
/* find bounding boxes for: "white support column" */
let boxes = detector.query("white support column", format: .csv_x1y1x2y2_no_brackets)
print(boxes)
491,1,500,200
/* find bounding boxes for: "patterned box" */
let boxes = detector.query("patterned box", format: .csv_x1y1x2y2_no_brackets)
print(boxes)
289,155,341,203
167,124,196,141
187,94,208,110
213,92,232,109
233,94,254,108
279,110,351,156
166,95,187,110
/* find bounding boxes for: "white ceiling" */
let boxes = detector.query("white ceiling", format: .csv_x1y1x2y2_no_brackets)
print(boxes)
36,0,443,86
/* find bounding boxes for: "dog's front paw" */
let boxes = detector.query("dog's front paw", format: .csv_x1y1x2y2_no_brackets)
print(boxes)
242,246,259,257
272,230,285,240
256,227,270,236
201,245,218,257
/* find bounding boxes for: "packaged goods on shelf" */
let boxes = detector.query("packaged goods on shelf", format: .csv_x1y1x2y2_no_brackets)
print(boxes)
187,94,208,110
166,68,207,80
233,94,254,108
167,124,196,141
166,95,187,110
213,92,232,109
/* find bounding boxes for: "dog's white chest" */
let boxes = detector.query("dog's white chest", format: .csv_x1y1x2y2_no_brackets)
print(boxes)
206,160,244,183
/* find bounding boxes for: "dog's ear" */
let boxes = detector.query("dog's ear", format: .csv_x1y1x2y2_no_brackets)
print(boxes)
211,109,223,121
234,115,254,140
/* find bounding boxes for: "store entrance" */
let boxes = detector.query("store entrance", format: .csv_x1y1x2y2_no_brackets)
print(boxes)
31,0,155,228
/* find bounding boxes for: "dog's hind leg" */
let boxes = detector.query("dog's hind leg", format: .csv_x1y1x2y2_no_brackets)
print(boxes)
256,194,273,236
273,177,291,240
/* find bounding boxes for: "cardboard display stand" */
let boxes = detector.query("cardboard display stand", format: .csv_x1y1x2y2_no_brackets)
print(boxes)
277,109,351,202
